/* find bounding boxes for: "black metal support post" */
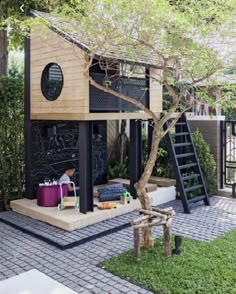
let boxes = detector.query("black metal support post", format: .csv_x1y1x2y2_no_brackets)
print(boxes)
147,119,153,156
145,68,150,109
24,36,33,199
220,121,225,189
129,120,142,198
232,183,236,198
79,121,93,213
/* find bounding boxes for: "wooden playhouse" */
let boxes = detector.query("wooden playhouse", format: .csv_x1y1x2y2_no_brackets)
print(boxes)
21,10,163,217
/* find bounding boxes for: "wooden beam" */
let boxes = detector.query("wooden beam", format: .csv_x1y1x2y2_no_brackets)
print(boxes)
131,214,152,225
139,209,168,219
134,219,166,229
133,227,140,257
163,220,172,257
152,207,175,216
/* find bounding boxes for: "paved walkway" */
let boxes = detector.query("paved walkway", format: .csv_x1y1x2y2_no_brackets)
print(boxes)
1,196,236,293
0,210,137,249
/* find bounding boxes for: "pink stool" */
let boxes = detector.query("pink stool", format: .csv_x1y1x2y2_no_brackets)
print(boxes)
37,185,68,207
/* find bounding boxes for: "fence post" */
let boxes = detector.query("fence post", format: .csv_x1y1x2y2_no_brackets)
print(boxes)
232,183,236,198
220,120,225,189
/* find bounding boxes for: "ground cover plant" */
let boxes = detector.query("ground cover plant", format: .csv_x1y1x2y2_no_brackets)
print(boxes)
103,230,236,294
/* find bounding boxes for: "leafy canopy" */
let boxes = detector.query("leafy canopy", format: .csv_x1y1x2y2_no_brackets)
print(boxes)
55,0,236,85
0,0,74,49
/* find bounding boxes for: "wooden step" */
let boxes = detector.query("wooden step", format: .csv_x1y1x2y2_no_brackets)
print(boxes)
176,153,195,159
182,174,200,181
148,176,176,187
179,163,197,170
174,142,192,147
175,132,189,137
185,184,203,193
176,122,186,126
188,195,206,203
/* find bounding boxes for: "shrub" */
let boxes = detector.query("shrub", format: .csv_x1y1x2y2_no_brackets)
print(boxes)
153,137,175,179
192,129,217,194
142,131,175,179
107,162,129,180
0,76,24,210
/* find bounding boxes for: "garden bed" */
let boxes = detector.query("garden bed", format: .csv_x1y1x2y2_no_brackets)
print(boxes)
103,230,236,294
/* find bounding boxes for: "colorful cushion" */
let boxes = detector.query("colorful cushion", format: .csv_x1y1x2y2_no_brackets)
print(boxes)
98,183,123,194
98,184,127,202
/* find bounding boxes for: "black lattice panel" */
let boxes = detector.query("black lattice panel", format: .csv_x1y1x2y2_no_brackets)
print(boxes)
89,73,148,112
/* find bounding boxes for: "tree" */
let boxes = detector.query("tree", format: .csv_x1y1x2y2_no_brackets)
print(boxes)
39,0,236,247
0,0,72,76
54,0,236,248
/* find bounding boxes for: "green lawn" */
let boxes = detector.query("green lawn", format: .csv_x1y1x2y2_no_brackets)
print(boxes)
102,230,236,294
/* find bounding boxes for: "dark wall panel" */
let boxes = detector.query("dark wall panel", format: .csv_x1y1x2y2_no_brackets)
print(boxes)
30,120,107,197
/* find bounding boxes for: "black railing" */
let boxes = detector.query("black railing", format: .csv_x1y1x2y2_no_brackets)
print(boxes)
221,120,236,186
89,73,149,112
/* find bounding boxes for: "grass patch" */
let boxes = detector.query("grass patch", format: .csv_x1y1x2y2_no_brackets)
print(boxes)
102,230,236,294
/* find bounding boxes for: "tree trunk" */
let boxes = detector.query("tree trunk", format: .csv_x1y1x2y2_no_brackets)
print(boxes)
135,126,161,248
0,29,8,76
133,227,140,257
163,223,172,256
88,77,166,248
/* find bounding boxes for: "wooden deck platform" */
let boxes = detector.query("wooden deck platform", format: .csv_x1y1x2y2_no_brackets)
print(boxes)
10,198,141,231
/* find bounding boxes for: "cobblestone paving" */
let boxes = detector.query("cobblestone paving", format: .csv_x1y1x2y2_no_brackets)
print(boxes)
0,223,152,294
0,211,138,248
1,196,236,293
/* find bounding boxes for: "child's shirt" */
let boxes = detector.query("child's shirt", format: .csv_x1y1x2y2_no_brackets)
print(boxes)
59,173,70,184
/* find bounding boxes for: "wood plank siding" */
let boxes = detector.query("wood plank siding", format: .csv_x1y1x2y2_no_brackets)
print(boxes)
30,28,89,119
149,67,163,113
107,121,118,152
30,28,163,120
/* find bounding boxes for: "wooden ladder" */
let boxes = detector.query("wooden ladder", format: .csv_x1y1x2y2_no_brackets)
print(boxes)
164,113,210,213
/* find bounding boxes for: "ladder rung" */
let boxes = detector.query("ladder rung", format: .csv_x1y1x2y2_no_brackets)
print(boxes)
188,195,206,203
174,142,192,147
179,163,197,170
175,132,189,137
185,184,203,193
176,153,195,159
176,122,186,126
182,174,200,181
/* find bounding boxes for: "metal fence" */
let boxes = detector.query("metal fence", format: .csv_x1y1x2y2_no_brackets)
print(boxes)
89,73,149,112
222,120,236,186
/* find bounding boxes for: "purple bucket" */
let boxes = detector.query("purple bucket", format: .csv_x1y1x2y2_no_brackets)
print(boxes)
37,185,68,207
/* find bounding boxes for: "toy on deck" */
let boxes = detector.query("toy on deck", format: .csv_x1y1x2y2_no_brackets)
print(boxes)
120,191,132,204
97,202,117,210
58,181,79,210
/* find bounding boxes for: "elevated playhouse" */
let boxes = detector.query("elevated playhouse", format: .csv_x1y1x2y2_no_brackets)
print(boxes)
10,10,210,230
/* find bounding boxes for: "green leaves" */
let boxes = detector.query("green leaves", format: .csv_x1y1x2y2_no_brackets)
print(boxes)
192,129,217,194
52,0,236,107
103,230,236,293
0,76,24,210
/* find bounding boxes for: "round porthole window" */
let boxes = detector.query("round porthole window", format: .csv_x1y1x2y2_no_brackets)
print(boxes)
41,63,63,101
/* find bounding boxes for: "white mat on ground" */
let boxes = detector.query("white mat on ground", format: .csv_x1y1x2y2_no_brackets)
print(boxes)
0,269,77,294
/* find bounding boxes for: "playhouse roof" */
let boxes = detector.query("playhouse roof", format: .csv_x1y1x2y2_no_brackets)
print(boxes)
30,10,160,68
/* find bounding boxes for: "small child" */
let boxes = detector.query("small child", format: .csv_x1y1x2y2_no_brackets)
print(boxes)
59,163,79,196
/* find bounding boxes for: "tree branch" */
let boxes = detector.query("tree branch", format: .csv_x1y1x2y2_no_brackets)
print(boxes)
89,76,159,123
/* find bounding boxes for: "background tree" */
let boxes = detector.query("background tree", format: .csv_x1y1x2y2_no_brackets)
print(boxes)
0,0,75,76
47,0,236,248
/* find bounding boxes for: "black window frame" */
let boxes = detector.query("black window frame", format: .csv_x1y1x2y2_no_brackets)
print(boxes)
41,63,64,101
